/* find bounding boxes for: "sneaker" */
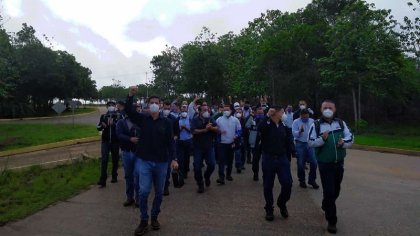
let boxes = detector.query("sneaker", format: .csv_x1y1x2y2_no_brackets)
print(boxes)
134,200,139,208
184,172,188,179
123,198,135,207
111,178,117,183
97,181,106,188
241,166,245,170
327,223,337,234
151,217,160,230
226,176,233,181
237,168,241,174
265,212,274,221
299,182,307,188
197,185,204,193
253,174,259,181
205,178,211,187
163,186,169,196
216,178,225,185
134,220,148,236
308,181,320,189
280,206,289,219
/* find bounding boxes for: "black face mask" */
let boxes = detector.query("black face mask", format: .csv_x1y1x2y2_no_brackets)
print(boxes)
244,106,250,111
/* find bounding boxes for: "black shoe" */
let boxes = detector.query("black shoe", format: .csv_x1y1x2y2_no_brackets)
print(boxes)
241,166,245,170
253,174,259,181
123,198,135,207
226,176,233,181
135,200,139,208
205,178,211,187
184,172,188,179
97,181,106,188
197,185,204,193
216,178,225,185
237,168,241,174
308,181,319,189
327,223,337,234
280,206,289,219
134,220,148,236
265,212,274,221
151,217,160,230
299,182,307,188
111,178,117,183
163,186,169,196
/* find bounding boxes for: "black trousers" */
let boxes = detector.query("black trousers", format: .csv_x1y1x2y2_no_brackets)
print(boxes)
318,161,344,225
99,141,120,183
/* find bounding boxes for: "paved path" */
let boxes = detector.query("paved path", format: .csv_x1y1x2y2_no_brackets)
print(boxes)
1,150,419,235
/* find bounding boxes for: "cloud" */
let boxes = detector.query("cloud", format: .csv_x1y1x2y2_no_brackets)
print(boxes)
3,0,23,17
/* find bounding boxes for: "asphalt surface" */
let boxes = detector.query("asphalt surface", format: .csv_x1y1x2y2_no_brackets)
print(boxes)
0,149,419,236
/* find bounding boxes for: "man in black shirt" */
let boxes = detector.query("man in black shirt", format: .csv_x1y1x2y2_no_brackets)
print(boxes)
258,106,293,221
190,104,218,193
96,100,122,188
125,86,178,236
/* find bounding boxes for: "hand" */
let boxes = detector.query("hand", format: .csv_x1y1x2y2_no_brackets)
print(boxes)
129,137,139,144
171,160,179,170
337,138,344,147
129,86,138,96
206,123,213,130
322,131,329,141
101,122,107,128
109,119,114,125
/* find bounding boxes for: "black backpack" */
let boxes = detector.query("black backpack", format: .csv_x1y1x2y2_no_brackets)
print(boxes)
172,169,184,188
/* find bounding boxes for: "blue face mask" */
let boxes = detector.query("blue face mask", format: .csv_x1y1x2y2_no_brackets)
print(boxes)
301,118,309,123
256,114,265,119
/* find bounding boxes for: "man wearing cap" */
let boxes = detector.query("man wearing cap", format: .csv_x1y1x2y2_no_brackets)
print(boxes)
96,100,122,188
292,109,319,189
293,100,314,120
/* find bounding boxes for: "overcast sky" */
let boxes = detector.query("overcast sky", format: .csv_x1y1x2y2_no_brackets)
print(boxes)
1,0,416,88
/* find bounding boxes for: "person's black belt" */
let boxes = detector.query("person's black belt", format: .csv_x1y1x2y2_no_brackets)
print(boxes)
295,140,307,144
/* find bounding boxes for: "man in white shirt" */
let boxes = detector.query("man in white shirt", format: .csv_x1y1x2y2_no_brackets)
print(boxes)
216,104,242,185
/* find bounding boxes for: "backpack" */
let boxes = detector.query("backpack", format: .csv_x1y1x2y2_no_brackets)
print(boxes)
314,119,344,136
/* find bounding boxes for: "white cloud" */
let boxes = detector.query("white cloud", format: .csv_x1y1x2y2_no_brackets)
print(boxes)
3,0,23,17
77,41,99,55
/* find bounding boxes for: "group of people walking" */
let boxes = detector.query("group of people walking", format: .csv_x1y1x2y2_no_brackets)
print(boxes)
96,86,353,235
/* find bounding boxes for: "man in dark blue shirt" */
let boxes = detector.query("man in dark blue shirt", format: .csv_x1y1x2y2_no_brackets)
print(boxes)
258,106,293,222
125,86,178,236
190,104,218,193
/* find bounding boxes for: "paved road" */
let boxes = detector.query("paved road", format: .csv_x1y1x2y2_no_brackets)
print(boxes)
2,107,107,125
0,149,419,235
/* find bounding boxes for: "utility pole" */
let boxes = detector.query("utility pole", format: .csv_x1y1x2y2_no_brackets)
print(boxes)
145,72,149,98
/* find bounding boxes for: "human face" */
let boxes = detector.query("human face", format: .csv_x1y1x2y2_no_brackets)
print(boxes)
321,102,336,113
200,105,209,114
272,109,284,121
180,105,187,112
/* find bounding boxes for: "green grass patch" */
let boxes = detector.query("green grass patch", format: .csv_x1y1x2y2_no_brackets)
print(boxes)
0,123,98,151
0,158,100,224
354,123,420,151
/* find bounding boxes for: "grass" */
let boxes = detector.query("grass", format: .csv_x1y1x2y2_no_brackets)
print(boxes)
0,123,98,151
46,107,96,117
354,123,420,151
0,158,100,225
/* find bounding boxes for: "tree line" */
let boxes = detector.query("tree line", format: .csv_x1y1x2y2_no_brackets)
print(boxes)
0,21,97,118
147,0,420,125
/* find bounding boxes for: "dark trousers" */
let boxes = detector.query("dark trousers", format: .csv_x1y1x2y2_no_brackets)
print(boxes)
218,143,234,179
262,154,293,213
99,141,120,183
178,139,192,176
193,146,215,186
252,145,262,176
318,161,344,225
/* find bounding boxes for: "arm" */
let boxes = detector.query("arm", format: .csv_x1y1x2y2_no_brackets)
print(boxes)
116,119,131,143
308,123,325,148
125,95,144,126
341,121,354,149
97,115,105,131
235,118,242,137
292,120,301,139
187,100,196,120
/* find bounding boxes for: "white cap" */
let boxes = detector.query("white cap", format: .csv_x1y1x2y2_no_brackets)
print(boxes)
234,102,240,108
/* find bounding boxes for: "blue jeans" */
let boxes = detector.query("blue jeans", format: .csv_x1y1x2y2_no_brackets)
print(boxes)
193,146,215,186
99,141,120,183
122,151,139,201
137,159,168,220
262,154,293,212
234,148,243,169
295,142,318,184
218,143,234,179
318,161,344,225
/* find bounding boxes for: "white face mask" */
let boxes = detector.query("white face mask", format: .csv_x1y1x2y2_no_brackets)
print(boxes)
149,104,160,113
107,106,116,112
299,105,306,110
181,112,188,118
163,109,170,117
202,111,210,118
281,113,287,122
235,113,242,118
223,111,231,117
322,109,334,118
